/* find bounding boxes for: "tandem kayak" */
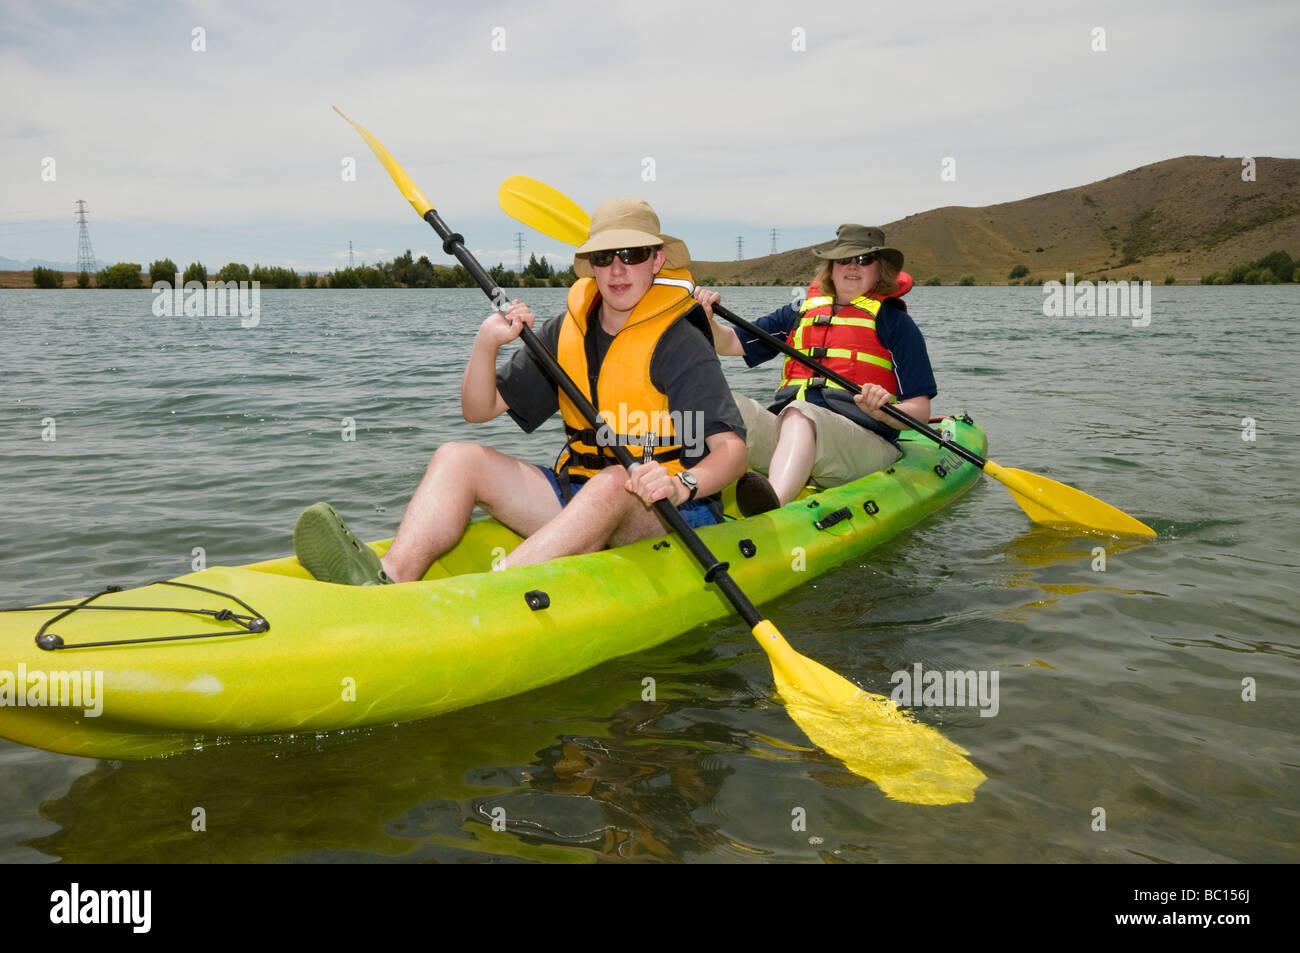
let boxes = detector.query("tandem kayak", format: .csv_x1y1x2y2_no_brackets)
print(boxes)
0,415,987,762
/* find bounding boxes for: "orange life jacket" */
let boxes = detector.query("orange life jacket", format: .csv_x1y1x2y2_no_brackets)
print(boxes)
554,268,702,479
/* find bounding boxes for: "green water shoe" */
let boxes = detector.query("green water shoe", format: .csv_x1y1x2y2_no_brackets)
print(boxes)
294,502,393,585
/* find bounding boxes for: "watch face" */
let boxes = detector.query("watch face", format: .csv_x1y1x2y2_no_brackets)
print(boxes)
680,472,698,488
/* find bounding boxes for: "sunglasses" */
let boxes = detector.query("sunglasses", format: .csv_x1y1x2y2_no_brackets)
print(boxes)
587,246,657,268
835,253,879,266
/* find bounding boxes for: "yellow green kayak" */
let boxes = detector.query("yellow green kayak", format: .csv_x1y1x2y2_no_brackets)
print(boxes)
0,415,986,761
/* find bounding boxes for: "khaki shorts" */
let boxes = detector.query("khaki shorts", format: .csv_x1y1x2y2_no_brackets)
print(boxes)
735,393,902,489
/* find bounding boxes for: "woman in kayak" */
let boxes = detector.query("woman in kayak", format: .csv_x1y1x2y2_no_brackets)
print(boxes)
695,224,935,515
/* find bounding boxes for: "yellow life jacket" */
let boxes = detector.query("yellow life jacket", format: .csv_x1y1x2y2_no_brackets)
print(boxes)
554,268,701,480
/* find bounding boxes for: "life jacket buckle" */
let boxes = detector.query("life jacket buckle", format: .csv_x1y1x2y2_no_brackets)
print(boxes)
807,376,827,389
812,313,834,326
809,346,829,359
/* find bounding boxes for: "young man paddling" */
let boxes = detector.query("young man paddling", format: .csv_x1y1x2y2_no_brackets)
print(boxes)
295,198,747,584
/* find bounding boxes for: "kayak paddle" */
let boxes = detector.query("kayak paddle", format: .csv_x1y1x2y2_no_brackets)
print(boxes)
498,174,1157,539
336,109,986,804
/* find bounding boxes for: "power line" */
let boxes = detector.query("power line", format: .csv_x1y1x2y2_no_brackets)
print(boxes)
75,200,97,274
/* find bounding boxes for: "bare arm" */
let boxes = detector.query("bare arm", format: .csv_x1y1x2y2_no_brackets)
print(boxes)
691,288,745,356
461,300,535,423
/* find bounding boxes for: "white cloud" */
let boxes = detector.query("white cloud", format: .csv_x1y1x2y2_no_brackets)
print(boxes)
2,0,1295,267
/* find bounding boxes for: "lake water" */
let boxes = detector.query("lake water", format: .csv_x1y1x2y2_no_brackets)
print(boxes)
0,285,1296,863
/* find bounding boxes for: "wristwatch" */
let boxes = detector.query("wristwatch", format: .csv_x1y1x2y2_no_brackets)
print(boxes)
676,471,699,502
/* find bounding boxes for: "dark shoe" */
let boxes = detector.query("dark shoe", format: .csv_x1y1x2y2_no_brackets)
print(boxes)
294,502,393,585
736,471,781,517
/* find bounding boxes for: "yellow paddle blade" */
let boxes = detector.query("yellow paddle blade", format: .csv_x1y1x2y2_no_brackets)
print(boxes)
751,621,986,805
333,106,434,218
498,175,591,246
983,460,1157,537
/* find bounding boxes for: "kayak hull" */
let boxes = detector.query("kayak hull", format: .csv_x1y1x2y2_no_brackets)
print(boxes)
0,416,986,760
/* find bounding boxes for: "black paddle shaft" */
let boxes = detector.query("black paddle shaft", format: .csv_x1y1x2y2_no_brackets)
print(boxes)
713,302,990,471
420,208,764,628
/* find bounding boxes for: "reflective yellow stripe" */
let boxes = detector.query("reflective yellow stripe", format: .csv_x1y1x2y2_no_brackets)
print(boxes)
778,350,894,390
799,295,834,312
790,318,877,350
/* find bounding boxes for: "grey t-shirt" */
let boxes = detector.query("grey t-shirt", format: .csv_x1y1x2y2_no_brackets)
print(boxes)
496,303,745,469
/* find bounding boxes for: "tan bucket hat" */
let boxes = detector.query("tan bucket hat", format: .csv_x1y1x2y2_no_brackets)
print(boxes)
813,224,904,270
573,198,691,278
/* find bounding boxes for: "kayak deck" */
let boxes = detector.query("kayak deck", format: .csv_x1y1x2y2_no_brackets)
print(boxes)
0,416,987,760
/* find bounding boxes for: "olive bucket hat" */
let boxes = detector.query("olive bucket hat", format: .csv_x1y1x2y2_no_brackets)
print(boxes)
812,224,904,271
573,198,691,278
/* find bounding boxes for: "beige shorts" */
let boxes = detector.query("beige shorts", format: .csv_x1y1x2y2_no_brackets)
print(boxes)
735,393,902,489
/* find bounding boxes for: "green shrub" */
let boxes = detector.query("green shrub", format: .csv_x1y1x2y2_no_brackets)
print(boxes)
32,266,62,288
1254,250,1293,282
957,275,976,286
1008,264,1029,280
217,262,250,283
250,264,301,288
96,262,143,288
302,272,318,288
1164,275,1176,285
924,276,942,286
328,267,360,288
183,262,207,285
149,258,178,285
76,270,90,288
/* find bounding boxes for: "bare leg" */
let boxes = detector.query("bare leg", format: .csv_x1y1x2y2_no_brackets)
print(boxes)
497,466,669,570
381,442,562,583
766,408,817,504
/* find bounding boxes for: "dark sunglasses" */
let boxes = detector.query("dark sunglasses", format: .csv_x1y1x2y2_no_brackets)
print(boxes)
835,253,879,266
587,246,657,268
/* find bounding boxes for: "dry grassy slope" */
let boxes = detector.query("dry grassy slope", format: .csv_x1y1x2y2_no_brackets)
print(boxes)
694,156,1300,284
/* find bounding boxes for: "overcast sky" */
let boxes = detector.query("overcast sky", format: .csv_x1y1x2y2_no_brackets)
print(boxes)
2,0,1296,272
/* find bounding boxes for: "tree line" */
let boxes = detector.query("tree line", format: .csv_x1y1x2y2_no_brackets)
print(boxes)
27,251,576,289
1201,250,1298,285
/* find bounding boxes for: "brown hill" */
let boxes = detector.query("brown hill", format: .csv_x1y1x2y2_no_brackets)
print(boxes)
694,156,1300,285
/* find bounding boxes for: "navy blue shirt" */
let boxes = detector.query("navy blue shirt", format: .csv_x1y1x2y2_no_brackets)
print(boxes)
738,299,936,441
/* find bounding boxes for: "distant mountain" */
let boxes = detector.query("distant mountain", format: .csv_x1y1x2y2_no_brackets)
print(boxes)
0,257,82,272
694,156,1300,284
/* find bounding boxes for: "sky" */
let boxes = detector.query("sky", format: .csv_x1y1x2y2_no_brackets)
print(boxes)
2,0,1297,273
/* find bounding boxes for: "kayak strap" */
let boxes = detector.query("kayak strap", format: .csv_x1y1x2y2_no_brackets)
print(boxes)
0,580,270,651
